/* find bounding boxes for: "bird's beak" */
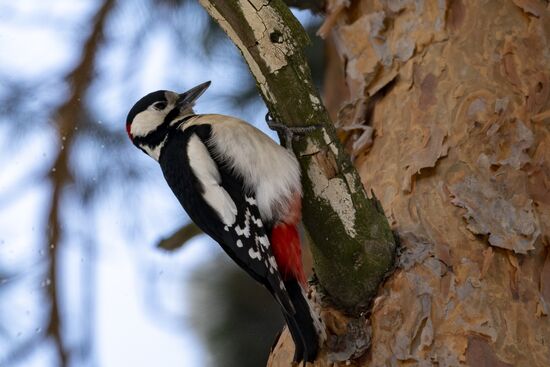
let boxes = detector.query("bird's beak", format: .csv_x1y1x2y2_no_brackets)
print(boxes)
176,81,211,108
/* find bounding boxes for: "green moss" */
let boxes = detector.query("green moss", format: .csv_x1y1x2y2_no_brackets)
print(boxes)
202,0,396,314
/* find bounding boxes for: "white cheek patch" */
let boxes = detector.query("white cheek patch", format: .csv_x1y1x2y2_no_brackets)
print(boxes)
131,109,165,137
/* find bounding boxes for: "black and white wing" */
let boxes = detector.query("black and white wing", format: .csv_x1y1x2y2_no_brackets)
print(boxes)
159,123,295,315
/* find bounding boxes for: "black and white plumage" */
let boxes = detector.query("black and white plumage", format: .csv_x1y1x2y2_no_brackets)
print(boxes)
126,81,323,363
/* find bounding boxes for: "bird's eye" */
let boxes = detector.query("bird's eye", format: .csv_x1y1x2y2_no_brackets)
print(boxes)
152,101,167,110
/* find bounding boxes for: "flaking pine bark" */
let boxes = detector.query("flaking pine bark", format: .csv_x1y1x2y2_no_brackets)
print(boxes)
321,0,550,366
203,0,550,366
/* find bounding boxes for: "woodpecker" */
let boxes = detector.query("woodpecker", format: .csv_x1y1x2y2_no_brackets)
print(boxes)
126,81,323,363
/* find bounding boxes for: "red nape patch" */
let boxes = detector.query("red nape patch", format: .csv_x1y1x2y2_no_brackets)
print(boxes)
270,223,306,285
126,123,133,141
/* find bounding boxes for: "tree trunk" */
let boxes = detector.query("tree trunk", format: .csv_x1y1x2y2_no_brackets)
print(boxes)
199,0,397,315
311,0,549,365
201,0,550,365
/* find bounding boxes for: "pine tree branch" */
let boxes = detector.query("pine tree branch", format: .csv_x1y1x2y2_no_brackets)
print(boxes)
156,222,203,251
44,0,115,365
198,0,396,314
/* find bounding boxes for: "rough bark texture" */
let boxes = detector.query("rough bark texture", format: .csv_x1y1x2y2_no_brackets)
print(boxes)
313,0,549,366
198,0,396,315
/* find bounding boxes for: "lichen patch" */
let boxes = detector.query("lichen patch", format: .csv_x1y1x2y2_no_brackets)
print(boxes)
308,162,357,238
238,0,294,73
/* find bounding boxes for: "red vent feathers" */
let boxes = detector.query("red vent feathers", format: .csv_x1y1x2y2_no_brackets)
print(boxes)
270,223,306,285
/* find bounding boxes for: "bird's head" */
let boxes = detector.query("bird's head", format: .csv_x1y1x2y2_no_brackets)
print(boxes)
125,81,211,159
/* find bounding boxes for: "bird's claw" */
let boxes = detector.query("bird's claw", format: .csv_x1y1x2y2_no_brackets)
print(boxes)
265,112,322,151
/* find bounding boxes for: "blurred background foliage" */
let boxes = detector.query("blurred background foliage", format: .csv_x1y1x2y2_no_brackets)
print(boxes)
0,0,323,366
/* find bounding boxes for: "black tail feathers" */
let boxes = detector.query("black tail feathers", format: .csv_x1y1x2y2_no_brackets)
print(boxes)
283,279,320,364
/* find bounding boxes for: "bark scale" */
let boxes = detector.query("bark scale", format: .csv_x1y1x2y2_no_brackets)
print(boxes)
317,0,550,365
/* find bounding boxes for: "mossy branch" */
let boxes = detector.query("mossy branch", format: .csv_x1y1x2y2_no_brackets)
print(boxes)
198,0,396,314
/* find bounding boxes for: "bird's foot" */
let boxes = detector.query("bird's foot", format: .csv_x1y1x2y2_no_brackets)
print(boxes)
265,113,321,151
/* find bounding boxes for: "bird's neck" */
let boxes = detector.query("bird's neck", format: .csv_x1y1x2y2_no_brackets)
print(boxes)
137,108,197,161
169,108,196,127
140,137,167,161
